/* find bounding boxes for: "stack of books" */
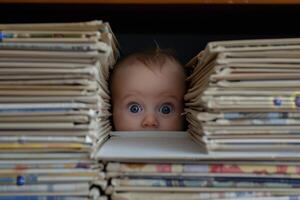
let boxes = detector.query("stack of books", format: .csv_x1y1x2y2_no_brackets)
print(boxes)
184,38,300,198
0,21,118,200
106,162,299,200
97,38,300,199
98,131,300,199
185,38,300,153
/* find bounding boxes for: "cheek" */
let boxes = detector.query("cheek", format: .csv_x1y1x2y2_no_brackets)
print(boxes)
113,110,141,131
159,115,184,131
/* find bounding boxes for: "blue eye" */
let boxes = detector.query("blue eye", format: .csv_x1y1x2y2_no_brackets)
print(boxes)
128,103,142,114
159,104,173,115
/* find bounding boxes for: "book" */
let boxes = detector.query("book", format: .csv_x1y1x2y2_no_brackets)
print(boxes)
0,20,119,200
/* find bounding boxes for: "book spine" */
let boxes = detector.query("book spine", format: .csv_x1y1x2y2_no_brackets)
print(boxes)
0,183,89,192
209,164,300,175
108,163,183,173
0,196,88,200
112,191,274,199
223,112,294,119
113,178,300,188
0,162,92,169
108,163,300,175
0,43,100,52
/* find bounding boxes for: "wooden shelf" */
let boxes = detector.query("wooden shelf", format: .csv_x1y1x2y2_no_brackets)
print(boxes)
0,0,300,4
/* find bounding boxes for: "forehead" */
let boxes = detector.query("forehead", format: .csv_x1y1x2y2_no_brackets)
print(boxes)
111,59,185,98
113,57,184,79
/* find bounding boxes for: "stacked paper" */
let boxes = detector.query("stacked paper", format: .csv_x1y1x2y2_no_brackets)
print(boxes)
183,38,300,198
0,21,118,200
97,132,300,199
106,162,300,200
185,38,300,152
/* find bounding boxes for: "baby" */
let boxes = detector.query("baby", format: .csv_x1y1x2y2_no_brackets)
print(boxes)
110,49,186,131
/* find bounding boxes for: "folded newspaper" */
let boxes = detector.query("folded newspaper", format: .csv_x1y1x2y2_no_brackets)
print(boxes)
0,20,119,200
185,38,300,153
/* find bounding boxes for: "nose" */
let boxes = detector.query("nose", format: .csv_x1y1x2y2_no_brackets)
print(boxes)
142,113,158,129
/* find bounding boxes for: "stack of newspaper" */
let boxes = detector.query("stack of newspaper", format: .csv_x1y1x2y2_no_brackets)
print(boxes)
0,21,118,200
185,38,300,153
106,161,300,200
97,132,300,199
182,38,300,198
96,38,300,199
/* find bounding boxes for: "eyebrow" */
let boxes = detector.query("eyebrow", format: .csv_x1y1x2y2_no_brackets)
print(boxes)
158,94,180,102
122,92,143,101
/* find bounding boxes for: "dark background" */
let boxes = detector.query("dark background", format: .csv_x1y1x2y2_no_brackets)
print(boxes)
0,3,299,63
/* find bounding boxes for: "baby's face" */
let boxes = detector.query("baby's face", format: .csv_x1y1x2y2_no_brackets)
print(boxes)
111,60,185,131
